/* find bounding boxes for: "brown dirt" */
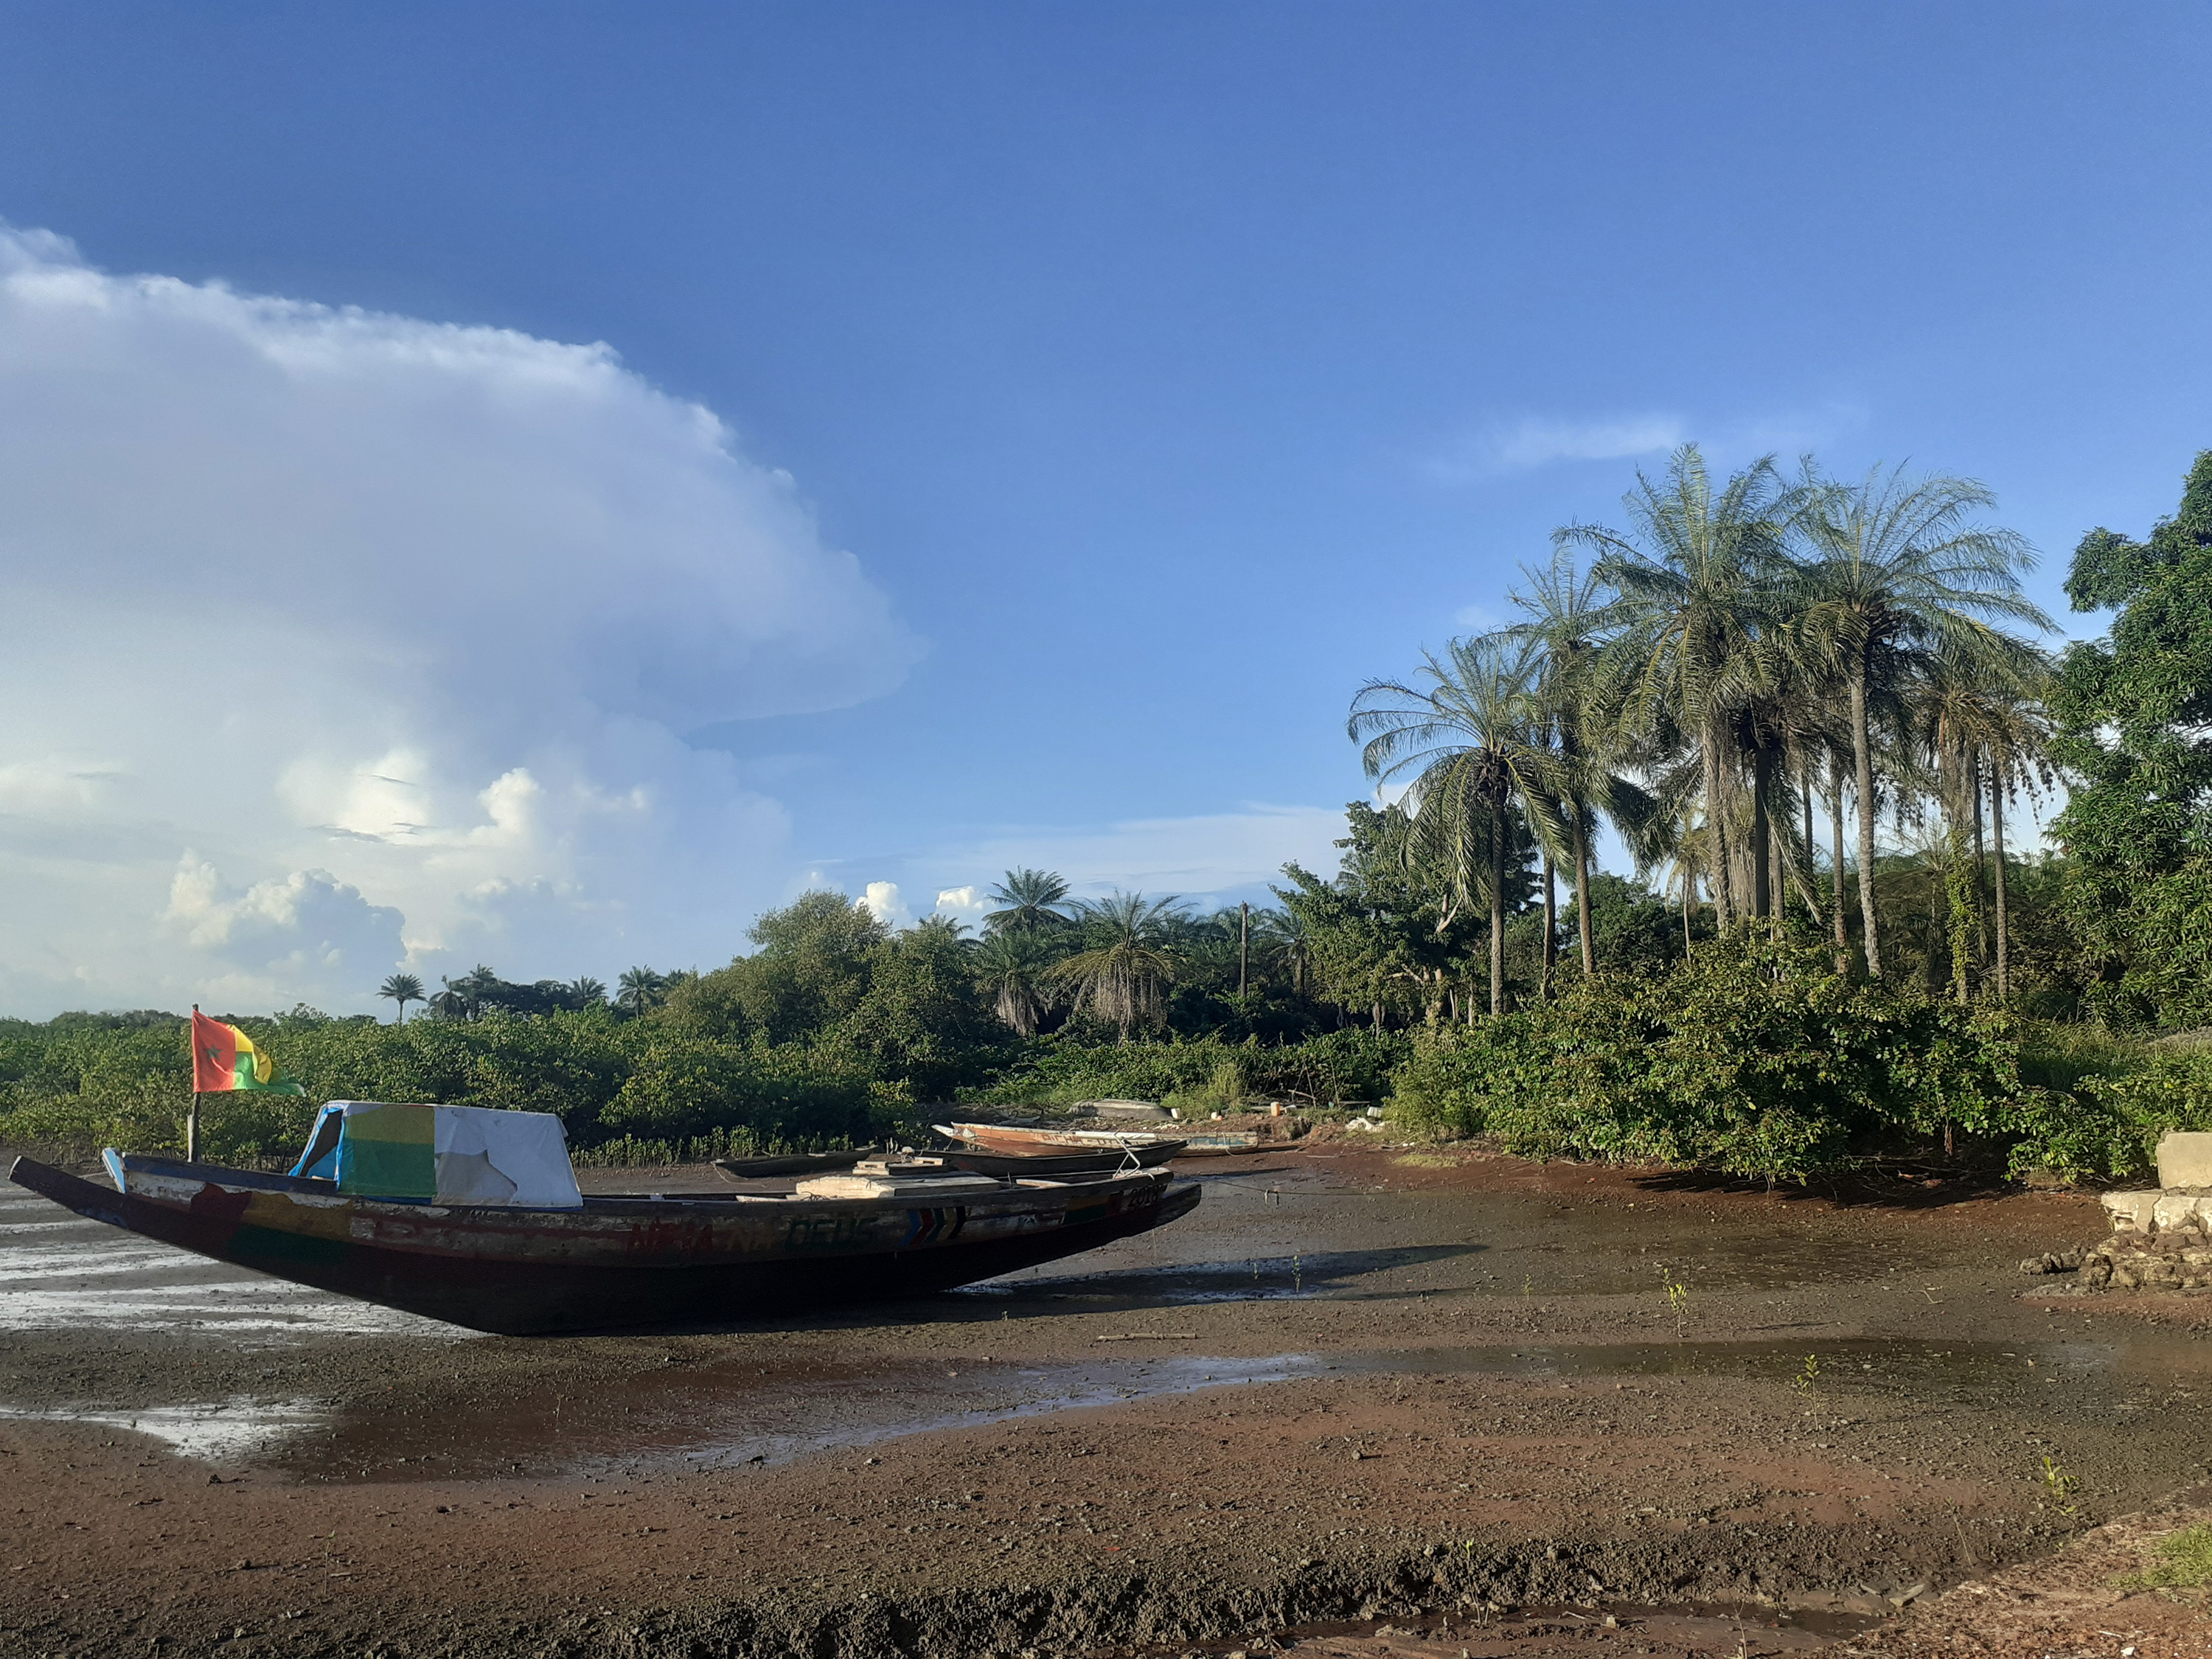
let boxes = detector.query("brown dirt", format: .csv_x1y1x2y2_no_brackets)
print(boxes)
3,1146,2207,1658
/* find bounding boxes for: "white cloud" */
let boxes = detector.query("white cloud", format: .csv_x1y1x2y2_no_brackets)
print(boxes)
857,881,911,930
0,223,923,1015
1427,413,1687,481
1424,403,1872,484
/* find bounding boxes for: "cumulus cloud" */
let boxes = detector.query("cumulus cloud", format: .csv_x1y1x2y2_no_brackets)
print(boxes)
0,224,923,1015
856,881,912,931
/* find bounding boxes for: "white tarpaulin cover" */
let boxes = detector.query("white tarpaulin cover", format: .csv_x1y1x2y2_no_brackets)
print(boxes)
291,1101,583,1209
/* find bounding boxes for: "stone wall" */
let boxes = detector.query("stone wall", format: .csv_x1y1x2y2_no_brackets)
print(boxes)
2023,1188,2212,1290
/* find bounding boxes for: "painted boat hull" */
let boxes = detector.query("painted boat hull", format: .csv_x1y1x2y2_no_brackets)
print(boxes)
937,1123,1184,1158
7,1154,1201,1337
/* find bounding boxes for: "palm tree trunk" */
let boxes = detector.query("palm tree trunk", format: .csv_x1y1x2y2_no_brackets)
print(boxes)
1970,749,1988,973
1574,815,1596,975
1540,855,1557,1001
1703,727,1733,928
1750,745,1774,922
1829,765,1849,972
1992,768,2010,1002
1682,869,1694,951
1848,657,1882,978
1489,805,1506,1017
1771,827,1785,942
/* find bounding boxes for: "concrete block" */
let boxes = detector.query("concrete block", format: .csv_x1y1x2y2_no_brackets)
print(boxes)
2157,1131,2212,1189
2103,1190,2160,1230
2153,1192,2208,1233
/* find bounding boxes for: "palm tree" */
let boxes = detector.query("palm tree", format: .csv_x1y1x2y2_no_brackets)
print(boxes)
437,964,501,1022
1049,891,1183,1040
566,975,608,1009
376,972,425,1024
1796,463,2050,978
616,966,667,1019
1911,639,2053,1001
971,928,1059,1037
1506,551,1656,977
982,869,1074,935
1560,445,1802,931
1249,905,1313,995
1350,633,1567,1015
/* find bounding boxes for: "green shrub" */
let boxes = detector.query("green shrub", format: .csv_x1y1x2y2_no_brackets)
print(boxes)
2036,1048,2212,1182
1394,939,2027,1181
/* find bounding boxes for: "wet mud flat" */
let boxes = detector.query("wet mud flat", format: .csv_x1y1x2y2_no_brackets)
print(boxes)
2,1147,2208,1658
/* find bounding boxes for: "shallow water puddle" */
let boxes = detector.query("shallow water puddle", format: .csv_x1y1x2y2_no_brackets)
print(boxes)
0,1395,324,1461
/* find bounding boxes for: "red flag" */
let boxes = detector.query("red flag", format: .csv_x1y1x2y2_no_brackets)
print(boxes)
191,1009,241,1092
189,1009,299,1093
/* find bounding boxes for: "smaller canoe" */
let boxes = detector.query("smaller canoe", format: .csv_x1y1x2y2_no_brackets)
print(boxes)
1176,1131,1285,1157
936,1121,1180,1156
713,1148,879,1181
933,1144,1182,1178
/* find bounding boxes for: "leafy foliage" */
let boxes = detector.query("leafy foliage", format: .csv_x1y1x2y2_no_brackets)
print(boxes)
2051,451,2212,1026
1393,937,2034,1181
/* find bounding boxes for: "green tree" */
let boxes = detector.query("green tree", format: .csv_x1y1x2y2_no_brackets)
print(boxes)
2050,451,2212,1025
1561,445,1799,931
970,928,1060,1037
1049,891,1183,1041
376,973,425,1025
671,891,888,1043
1351,633,1567,1015
1506,552,1658,984
982,868,1074,935
1795,462,2048,978
615,967,668,1020
837,920,1001,1099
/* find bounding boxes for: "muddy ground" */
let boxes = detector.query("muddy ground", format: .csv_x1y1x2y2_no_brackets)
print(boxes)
3,1144,2208,1658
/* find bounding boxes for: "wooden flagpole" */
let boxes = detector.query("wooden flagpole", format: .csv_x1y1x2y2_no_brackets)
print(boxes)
187,1004,201,1162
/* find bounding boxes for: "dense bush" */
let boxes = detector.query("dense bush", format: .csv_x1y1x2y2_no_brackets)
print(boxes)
1392,937,2043,1182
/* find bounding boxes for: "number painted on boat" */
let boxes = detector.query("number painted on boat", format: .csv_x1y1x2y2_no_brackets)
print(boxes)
782,1213,888,1251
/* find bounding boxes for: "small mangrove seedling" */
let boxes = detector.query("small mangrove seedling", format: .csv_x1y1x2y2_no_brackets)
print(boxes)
2038,1453,2079,1515
1793,1354,1820,1394
1658,1266,1691,1335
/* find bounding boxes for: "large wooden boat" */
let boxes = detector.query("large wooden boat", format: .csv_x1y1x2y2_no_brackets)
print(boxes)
935,1121,1185,1159
6,1150,1200,1337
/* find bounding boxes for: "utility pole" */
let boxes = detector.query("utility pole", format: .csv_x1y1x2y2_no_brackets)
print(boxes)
1238,902,1249,997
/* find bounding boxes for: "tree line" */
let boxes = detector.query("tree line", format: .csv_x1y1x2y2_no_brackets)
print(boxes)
1350,442,2054,1021
7,447,2212,1181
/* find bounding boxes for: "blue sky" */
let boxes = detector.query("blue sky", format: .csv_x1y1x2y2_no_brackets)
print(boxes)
0,3,2207,1012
